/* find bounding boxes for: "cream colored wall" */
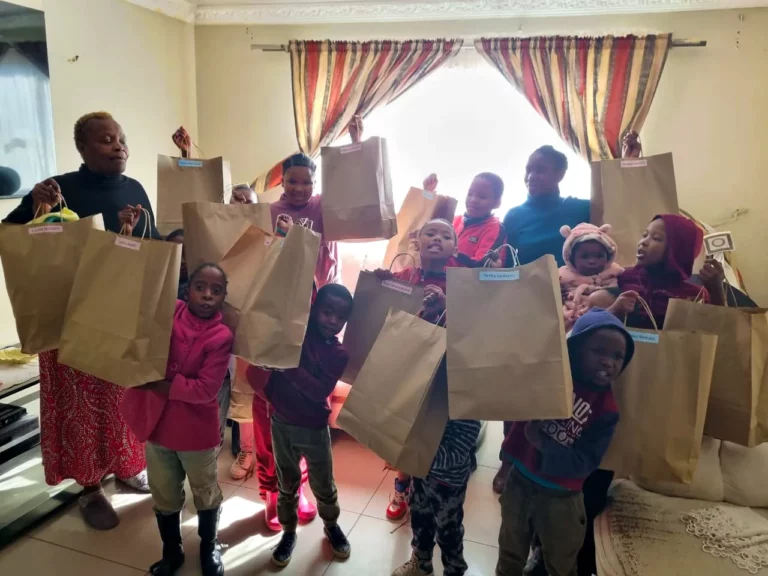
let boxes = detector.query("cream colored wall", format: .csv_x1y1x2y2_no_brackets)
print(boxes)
0,0,198,346
195,9,768,304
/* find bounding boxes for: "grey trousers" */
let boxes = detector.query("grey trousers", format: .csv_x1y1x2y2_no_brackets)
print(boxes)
271,415,340,532
145,442,223,514
496,468,586,576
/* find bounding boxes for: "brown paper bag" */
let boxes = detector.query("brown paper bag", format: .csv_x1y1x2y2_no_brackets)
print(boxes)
590,153,679,267
446,255,573,421
234,224,320,368
341,269,425,384
0,215,105,354
229,357,254,422
157,156,233,236
181,202,273,271
321,137,397,241
337,309,448,477
58,229,181,387
602,327,717,483
382,187,459,271
216,224,273,332
664,299,768,446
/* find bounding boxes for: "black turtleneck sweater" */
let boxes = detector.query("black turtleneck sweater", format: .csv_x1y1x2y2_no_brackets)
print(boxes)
2,164,161,239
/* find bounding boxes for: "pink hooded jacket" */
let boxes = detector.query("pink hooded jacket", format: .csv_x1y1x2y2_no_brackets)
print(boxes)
559,223,624,330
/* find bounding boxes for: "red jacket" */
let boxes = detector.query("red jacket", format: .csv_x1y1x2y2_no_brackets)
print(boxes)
121,301,233,451
452,214,505,267
247,326,349,429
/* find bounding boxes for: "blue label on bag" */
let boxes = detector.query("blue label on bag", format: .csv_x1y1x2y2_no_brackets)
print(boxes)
479,270,520,282
178,159,203,168
627,330,659,344
423,190,434,200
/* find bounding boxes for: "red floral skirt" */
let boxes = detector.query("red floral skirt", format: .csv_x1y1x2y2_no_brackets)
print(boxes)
38,350,146,486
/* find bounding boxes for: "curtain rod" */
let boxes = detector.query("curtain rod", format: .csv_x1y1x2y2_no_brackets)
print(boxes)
251,39,706,52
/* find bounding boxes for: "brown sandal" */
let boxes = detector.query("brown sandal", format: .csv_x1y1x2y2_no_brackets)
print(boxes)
79,487,119,530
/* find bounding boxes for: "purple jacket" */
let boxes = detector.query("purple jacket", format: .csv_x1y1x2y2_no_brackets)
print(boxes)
121,301,233,451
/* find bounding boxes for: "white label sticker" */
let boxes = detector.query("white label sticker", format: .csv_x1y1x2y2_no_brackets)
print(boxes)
115,237,141,251
422,190,434,200
479,270,520,282
340,143,362,155
627,330,659,344
28,225,63,235
620,159,648,168
381,279,413,295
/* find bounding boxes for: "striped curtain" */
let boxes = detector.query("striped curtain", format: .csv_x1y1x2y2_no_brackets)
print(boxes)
475,35,671,161
252,38,462,192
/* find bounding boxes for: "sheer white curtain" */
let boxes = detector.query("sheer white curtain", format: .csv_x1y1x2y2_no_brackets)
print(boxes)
325,50,590,288
0,47,56,196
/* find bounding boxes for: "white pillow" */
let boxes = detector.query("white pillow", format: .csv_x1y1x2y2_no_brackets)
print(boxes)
721,441,768,507
634,436,724,502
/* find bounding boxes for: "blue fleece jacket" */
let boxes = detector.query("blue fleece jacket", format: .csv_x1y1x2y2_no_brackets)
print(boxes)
503,195,590,266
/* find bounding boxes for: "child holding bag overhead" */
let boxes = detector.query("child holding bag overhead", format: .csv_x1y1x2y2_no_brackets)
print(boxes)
423,172,506,267
121,263,233,576
496,309,635,576
247,284,354,568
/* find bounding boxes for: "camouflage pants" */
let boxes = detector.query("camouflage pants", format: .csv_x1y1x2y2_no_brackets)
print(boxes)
410,476,468,576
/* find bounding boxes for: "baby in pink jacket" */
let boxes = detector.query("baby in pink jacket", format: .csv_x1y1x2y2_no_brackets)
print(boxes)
559,223,624,331
121,262,233,576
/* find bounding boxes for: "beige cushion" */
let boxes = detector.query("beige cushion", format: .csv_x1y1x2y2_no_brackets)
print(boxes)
634,436,724,502
721,441,768,507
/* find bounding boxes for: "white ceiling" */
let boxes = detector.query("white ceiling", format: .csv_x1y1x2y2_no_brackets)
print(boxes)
126,0,768,25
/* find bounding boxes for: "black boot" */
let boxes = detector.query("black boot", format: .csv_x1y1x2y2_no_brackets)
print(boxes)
198,507,224,576
149,511,185,575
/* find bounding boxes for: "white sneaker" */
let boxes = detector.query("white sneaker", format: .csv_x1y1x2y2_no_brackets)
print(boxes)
230,451,253,480
391,556,433,576
118,470,150,492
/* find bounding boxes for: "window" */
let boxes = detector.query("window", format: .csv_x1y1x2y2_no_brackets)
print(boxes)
329,51,589,287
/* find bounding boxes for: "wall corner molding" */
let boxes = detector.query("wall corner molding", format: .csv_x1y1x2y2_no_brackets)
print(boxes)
124,0,768,26
124,0,196,23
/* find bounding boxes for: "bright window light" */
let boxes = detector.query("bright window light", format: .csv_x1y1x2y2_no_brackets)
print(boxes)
324,51,590,285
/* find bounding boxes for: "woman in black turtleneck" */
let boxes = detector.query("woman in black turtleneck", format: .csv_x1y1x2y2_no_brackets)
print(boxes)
3,112,156,531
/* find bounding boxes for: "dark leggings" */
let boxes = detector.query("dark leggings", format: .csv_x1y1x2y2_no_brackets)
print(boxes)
578,468,614,576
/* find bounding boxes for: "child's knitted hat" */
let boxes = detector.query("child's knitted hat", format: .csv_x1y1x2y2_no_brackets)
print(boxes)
560,222,618,267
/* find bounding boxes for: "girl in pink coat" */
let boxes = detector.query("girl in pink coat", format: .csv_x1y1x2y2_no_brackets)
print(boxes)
558,223,624,331
121,263,233,576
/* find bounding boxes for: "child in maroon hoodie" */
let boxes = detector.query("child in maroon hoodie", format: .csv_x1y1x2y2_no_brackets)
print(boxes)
423,172,506,267
249,283,353,568
496,309,635,576
121,263,233,576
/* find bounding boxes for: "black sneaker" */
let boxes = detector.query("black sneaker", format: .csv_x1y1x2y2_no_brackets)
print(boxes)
271,531,297,568
324,524,351,559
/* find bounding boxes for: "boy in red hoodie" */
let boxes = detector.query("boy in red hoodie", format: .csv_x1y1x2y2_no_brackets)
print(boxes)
423,172,506,267
247,284,354,568
496,309,635,576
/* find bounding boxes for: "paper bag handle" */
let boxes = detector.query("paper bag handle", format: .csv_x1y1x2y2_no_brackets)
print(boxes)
389,253,418,283
484,244,520,268
623,294,659,332
416,308,447,328
32,194,68,221
119,207,151,239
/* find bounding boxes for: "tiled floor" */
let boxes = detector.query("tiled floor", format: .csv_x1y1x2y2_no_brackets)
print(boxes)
0,422,506,575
